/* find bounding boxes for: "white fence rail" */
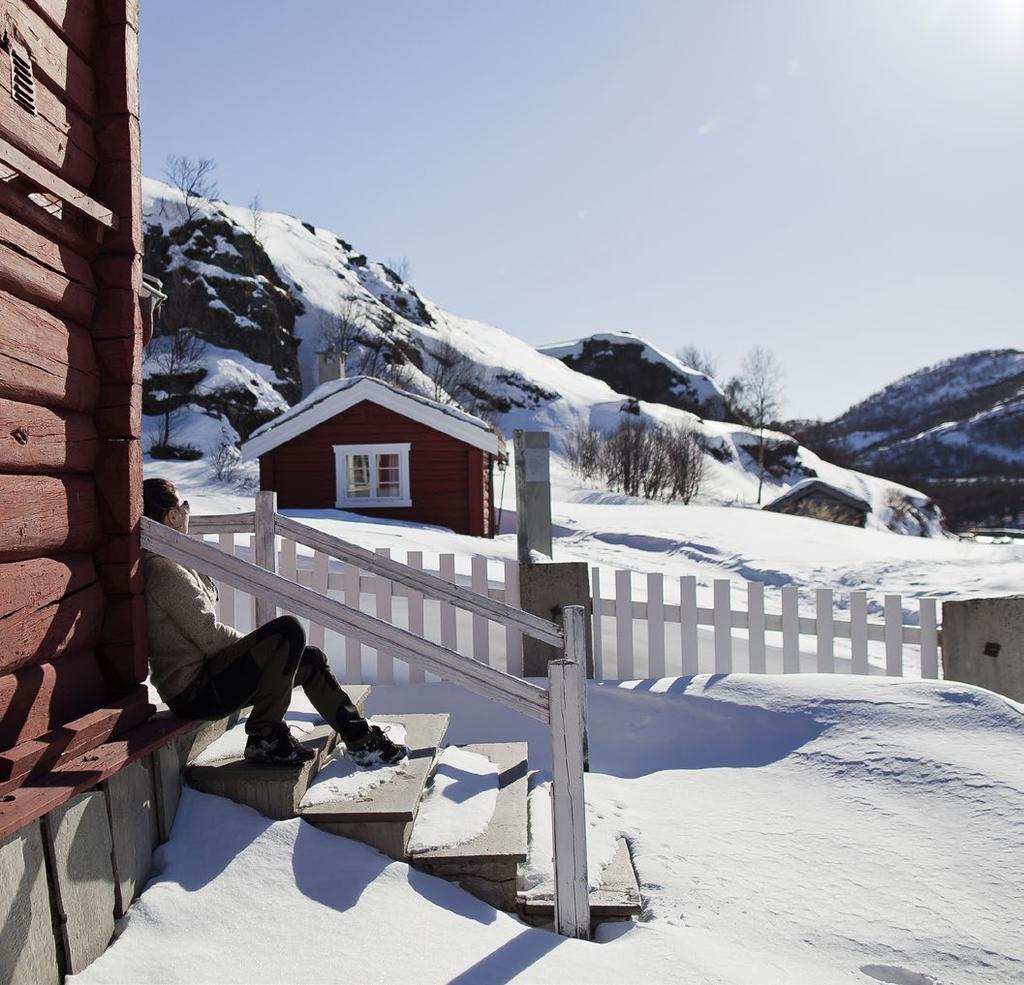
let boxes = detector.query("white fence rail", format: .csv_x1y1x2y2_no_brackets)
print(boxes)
191,513,941,684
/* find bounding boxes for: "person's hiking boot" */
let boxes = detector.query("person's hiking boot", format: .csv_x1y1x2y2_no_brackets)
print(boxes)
346,724,407,767
243,723,317,766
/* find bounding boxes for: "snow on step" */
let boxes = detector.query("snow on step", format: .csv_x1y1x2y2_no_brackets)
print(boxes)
299,714,449,860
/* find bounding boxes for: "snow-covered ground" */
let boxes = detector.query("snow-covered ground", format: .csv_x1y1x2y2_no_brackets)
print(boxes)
72,675,1024,985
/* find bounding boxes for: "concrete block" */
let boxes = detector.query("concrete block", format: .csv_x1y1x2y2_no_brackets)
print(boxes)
153,740,182,843
942,596,1024,703
103,756,158,916
514,430,553,563
43,790,116,974
0,822,60,985
519,561,593,677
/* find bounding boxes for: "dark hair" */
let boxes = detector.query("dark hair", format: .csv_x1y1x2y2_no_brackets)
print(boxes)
143,478,180,521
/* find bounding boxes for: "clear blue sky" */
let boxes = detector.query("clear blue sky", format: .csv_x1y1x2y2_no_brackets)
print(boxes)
139,0,1024,419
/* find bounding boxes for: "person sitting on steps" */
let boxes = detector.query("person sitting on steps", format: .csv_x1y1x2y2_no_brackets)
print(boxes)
142,477,406,768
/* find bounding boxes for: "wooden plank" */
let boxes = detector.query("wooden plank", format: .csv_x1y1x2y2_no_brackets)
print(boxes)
275,515,562,647
0,474,99,561
308,550,328,650
849,591,869,674
471,556,490,667
3,0,98,118
406,552,426,683
680,575,699,676
0,689,150,788
781,586,800,673
0,208,94,288
713,579,732,673
0,554,101,674
549,606,590,940
375,548,394,684
217,534,236,627
504,558,523,678
0,397,97,473
0,135,112,229
188,512,255,535
252,490,276,626
0,648,109,750
0,46,96,186
142,519,551,722
0,240,95,324
647,572,665,679
343,561,361,682
747,582,766,674
816,588,834,673
0,291,97,412
590,567,603,680
614,569,634,680
439,554,457,653
919,598,939,680
885,594,904,676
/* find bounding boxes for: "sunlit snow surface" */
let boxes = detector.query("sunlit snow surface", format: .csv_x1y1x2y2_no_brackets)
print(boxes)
73,676,1023,985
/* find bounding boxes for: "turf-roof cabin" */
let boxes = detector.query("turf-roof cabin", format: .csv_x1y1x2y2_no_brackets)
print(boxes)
241,377,505,538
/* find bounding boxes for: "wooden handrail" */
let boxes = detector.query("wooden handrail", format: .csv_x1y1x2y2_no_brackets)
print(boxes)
274,513,564,648
188,512,255,535
142,518,551,722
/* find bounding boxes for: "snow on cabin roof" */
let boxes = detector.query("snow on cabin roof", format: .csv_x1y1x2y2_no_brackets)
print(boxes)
763,478,872,515
240,376,504,461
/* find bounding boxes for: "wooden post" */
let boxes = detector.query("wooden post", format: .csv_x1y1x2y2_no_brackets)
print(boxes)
513,429,553,564
253,491,277,626
549,605,590,940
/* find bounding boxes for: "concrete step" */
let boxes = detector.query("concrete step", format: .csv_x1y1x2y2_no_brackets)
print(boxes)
299,713,449,860
185,684,371,822
408,742,529,910
518,836,643,927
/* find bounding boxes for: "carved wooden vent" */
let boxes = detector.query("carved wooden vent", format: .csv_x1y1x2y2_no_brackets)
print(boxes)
10,42,36,115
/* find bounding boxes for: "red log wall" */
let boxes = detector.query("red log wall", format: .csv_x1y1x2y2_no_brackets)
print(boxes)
259,399,497,538
0,0,149,832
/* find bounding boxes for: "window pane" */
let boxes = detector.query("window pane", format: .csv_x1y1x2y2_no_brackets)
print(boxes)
347,454,370,497
377,453,401,498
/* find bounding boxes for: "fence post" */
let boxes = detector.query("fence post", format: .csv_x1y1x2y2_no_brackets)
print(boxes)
549,605,590,939
253,491,277,626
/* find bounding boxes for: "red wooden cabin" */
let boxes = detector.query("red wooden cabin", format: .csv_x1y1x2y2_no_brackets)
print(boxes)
241,376,505,538
0,0,171,843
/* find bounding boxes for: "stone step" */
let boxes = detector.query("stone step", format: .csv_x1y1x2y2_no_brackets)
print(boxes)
299,713,449,860
184,684,371,822
408,742,529,911
517,836,643,926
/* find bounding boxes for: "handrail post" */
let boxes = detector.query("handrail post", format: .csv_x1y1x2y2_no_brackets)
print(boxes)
549,604,590,939
253,491,278,626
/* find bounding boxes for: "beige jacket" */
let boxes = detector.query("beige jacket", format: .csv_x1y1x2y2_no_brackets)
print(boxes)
142,550,244,703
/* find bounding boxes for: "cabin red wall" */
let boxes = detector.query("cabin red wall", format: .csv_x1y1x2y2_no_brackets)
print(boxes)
261,400,496,537
0,1,150,826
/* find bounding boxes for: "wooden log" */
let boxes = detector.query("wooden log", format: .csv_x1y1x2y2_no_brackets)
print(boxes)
0,292,98,412
0,209,95,290
93,333,141,386
94,438,141,535
2,0,98,119
0,241,95,325
0,474,100,561
90,287,139,340
0,688,150,789
0,572,102,677
97,0,138,31
0,45,97,187
93,253,140,292
95,529,142,596
94,22,139,118
0,174,97,259
0,648,109,750
94,382,141,439
0,398,98,473
25,0,98,59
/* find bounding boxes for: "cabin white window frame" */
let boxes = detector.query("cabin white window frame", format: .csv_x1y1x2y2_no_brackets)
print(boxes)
333,442,412,508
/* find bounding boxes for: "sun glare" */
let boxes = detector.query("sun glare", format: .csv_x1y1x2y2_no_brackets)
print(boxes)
992,0,1024,47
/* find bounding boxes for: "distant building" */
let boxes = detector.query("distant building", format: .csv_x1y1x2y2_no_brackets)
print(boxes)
241,377,505,537
763,479,872,528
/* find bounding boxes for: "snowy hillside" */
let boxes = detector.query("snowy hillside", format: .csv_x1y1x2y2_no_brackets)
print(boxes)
141,178,942,535
539,331,733,421
831,349,1024,477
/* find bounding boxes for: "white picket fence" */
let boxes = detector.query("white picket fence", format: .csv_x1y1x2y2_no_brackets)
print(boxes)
191,513,942,684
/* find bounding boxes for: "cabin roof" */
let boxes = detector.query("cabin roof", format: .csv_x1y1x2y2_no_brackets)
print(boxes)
241,376,504,460
763,478,872,515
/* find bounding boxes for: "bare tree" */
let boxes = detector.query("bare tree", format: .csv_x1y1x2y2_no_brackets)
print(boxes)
733,346,785,504
665,423,707,504
386,256,412,282
249,193,265,244
565,423,603,481
318,298,369,365
677,345,718,379
150,322,207,450
428,338,477,403
164,155,218,222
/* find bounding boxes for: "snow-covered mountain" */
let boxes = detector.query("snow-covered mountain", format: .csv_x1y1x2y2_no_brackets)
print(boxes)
830,350,1024,478
538,332,734,421
141,178,942,535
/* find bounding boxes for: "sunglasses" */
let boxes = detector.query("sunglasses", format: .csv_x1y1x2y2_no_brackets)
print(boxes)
173,499,190,514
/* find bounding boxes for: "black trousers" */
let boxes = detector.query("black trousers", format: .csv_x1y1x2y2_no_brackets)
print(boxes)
169,615,369,741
